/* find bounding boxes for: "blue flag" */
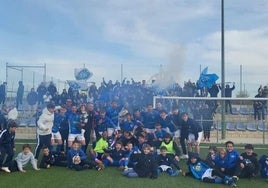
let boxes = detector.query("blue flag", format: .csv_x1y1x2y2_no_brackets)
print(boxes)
197,67,219,89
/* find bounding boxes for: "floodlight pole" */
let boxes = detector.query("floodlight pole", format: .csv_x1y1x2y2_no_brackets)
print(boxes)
221,0,226,139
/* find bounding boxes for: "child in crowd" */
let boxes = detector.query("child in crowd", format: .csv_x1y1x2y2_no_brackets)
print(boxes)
123,144,158,179
153,123,167,142
103,141,126,168
8,144,40,172
121,142,139,168
235,144,259,179
259,154,268,180
157,146,184,177
186,152,237,187
0,120,18,173
205,146,217,168
158,133,181,162
67,140,100,171
90,128,108,168
39,146,67,169
225,141,240,177
214,148,228,173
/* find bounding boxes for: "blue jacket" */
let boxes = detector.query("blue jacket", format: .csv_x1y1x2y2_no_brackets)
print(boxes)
67,148,87,168
0,129,15,149
226,150,240,169
214,154,228,169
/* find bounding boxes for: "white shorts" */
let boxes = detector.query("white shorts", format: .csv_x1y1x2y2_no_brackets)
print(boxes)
174,129,181,138
51,132,62,140
188,132,203,144
159,165,172,172
145,128,155,134
202,168,214,180
68,133,85,142
107,128,115,137
163,127,172,134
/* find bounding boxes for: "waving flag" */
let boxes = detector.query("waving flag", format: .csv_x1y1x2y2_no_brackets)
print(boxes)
197,67,219,89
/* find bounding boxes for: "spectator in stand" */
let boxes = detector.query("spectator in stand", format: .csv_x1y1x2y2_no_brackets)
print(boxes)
52,91,61,106
207,82,220,113
201,103,214,142
43,91,52,105
0,82,7,105
27,88,38,112
47,82,57,97
71,90,80,106
253,87,266,123
220,83,235,114
60,89,69,105
16,81,24,109
37,82,47,105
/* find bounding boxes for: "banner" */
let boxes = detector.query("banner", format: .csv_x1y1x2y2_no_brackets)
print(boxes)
74,68,93,80
67,80,89,90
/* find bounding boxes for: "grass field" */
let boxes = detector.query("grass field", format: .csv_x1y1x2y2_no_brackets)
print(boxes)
0,142,267,188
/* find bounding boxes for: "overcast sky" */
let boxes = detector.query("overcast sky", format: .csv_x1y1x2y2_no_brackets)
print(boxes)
0,0,268,96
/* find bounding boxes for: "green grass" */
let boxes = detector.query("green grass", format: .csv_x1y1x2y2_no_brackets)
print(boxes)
0,142,267,188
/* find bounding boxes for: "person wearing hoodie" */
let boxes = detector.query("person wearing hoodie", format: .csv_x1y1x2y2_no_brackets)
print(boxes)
34,103,56,160
234,144,259,179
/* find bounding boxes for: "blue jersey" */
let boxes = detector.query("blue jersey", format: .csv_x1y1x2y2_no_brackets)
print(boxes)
95,115,116,133
106,107,120,125
68,112,81,134
52,113,66,133
188,160,210,180
120,120,135,132
142,111,158,129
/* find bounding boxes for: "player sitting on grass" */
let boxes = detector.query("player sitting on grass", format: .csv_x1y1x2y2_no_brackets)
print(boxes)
259,154,268,180
67,140,101,171
102,141,126,169
235,144,259,179
123,144,158,179
157,146,184,177
8,144,40,173
39,146,67,168
186,152,237,187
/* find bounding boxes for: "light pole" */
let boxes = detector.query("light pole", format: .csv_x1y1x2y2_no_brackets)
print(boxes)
221,0,226,139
